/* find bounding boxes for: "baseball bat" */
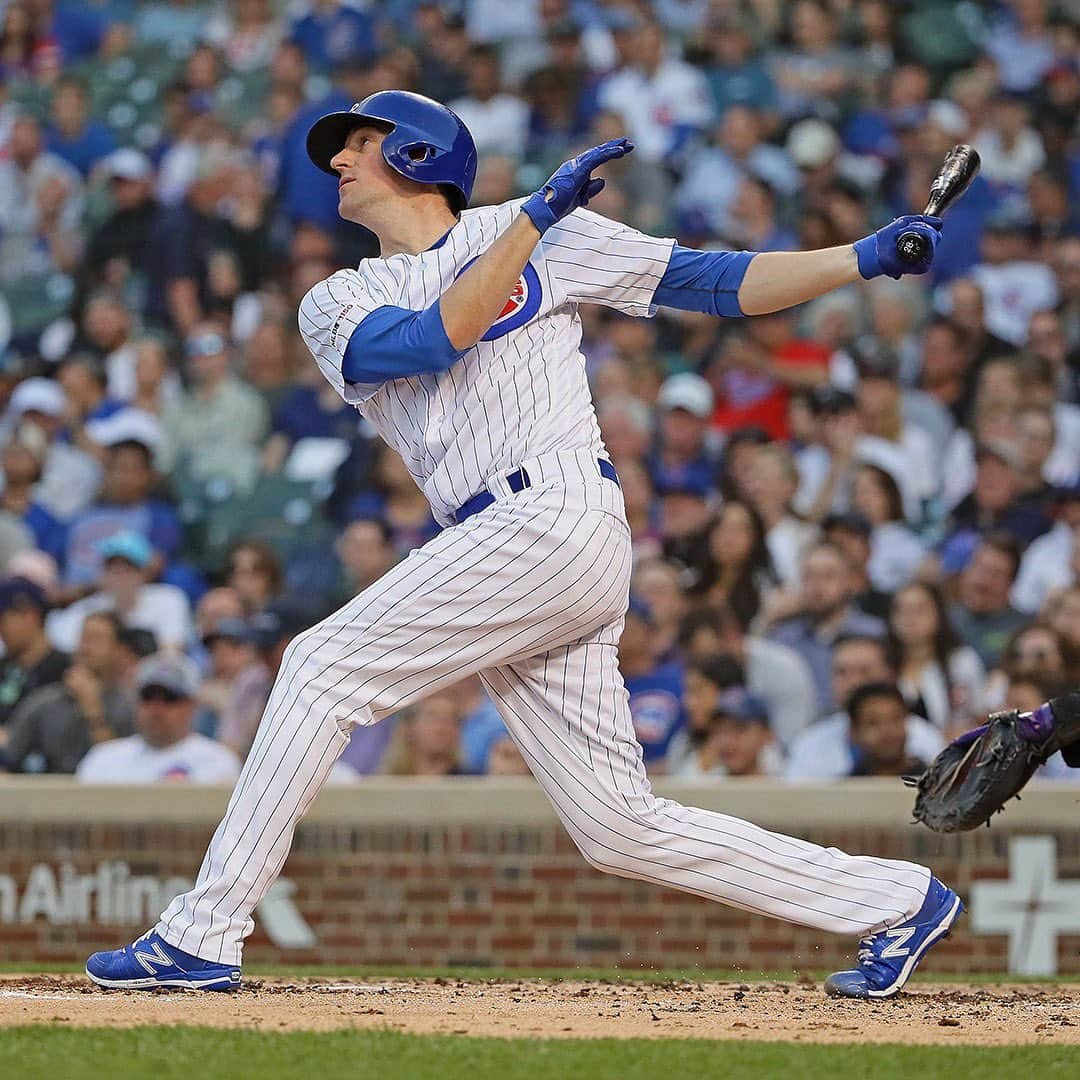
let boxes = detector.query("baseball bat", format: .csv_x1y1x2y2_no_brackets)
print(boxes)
895,144,981,263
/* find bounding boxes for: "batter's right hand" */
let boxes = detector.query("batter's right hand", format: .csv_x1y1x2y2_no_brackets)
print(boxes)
521,138,634,234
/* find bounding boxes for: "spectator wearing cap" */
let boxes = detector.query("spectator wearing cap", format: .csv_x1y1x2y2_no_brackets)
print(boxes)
1,610,134,773
158,325,269,492
675,686,778,779
0,113,84,284
63,434,180,591
201,617,270,757
783,635,943,780
80,151,160,311
765,540,886,716
619,596,686,769
850,463,926,593
888,582,986,735
948,534,1028,670
0,432,67,567
5,377,101,520
821,511,889,621
0,577,69,729
650,373,718,493
597,19,715,167
76,652,240,784
47,531,192,655
1012,481,1080,615
45,75,117,178
943,443,1053,552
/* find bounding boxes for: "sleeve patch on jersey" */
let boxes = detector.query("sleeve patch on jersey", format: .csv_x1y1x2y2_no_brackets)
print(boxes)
329,303,355,349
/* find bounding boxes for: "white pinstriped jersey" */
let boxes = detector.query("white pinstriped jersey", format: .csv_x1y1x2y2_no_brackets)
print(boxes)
298,199,675,524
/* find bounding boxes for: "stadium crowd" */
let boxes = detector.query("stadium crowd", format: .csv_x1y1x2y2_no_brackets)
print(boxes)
0,0,1077,784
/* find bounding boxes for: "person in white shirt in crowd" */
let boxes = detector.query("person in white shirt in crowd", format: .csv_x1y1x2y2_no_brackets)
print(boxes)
888,582,986,737
971,206,1059,347
597,17,714,166
784,635,944,781
1012,482,1080,614
1019,345,1080,486
674,685,779,780
973,91,1046,191
450,44,529,160
850,463,925,594
2,377,102,520
47,531,192,654
77,652,240,784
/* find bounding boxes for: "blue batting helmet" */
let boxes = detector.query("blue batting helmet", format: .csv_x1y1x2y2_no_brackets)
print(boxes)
306,90,477,213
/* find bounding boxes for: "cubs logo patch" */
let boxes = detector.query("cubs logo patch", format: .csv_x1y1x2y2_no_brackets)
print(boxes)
456,259,543,341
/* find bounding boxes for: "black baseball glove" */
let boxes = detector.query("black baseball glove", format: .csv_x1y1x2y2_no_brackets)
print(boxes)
908,692,1080,833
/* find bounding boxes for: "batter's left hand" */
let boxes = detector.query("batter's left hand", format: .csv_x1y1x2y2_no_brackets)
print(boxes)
521,138,634,234
854,214,942,280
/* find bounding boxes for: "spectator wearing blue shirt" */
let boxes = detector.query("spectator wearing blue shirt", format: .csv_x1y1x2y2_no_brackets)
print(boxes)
699,11,778,119
288,1,379,72
64,439,180,591
619,597,687,768
45,76,116,179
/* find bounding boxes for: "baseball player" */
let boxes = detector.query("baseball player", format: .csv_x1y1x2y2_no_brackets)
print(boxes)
87,92,956,1000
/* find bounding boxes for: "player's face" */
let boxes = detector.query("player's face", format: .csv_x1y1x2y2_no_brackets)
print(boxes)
330,125,400,224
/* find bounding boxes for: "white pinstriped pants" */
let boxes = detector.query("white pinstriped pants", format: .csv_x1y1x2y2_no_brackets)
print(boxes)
156,449,931,965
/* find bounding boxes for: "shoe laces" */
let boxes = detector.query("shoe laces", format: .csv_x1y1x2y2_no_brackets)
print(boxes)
856,935,875,965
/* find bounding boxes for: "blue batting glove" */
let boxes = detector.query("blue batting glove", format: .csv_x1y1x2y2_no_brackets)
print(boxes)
521,138,634,234
853,214,943,280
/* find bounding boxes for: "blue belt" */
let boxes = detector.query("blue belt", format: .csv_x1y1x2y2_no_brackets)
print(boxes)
453,458,619,525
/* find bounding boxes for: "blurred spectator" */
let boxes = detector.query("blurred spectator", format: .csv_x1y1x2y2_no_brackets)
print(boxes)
665,653,743,774
76,651,240,783
47,530,192,653
889,583,986,735
821,511,889,621
451,44,529,160
158,327,269,491
0,113,83,282
1012,482,1080,614
1,610,134,773
697,10,777,118
331,518,399,606
674,685,777,779
0,431,67,567
984,0,1056,94
63,436,179,589
133,0,209,52
949,534,1028,670
205,0,282,74
618,597,685,768
631,557,688,663
346,444,439,555
849,464,925,593
678,604,816,751
382,691,465,777
597,18,714,167
769,0,852,124
695,500,776,627
45,74,116,178
225,539,282,617
201,616,269,757
784,635,944,780
985,621,1075,711
482,726,530,776
288,1,379,72
0,576,68,727
846,682,930,778
766,541,885,716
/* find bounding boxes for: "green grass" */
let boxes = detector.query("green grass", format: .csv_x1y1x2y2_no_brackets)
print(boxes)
3,961,1079,984
0,1028,1077,1080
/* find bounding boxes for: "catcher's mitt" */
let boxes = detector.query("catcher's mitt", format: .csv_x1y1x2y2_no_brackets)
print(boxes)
907,710,1046,833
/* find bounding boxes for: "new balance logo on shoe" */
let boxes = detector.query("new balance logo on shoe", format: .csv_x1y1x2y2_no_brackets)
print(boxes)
879,926,917,959
134,941,174,975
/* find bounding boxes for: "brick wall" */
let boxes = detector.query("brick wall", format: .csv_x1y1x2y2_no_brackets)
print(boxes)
0,779,1077,972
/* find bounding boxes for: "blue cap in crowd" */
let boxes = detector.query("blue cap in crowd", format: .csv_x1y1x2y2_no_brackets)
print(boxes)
98,530,153,569
0,576,48,615
714,687,770,727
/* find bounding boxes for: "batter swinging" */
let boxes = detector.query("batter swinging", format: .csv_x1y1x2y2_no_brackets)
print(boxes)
87,92,960,1000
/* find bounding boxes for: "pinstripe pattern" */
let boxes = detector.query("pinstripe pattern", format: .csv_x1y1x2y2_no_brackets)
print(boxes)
155,450,931,965
297,200,675,525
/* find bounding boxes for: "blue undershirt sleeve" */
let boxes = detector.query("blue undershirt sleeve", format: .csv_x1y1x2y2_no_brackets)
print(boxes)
652,246,757,318
341,300,467,385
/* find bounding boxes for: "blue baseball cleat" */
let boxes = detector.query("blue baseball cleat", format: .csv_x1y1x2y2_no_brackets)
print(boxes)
824,877,963,999
85,930,241,991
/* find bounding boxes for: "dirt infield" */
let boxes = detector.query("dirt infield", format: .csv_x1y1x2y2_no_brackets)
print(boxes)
1,975,1079,1045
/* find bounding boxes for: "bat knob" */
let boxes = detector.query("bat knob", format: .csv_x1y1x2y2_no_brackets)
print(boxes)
896,229,929,263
